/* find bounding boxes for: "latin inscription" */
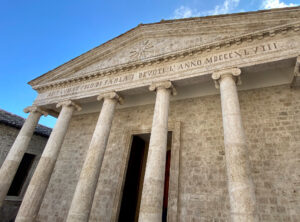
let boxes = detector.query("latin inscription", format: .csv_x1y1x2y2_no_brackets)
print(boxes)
43,42,279,100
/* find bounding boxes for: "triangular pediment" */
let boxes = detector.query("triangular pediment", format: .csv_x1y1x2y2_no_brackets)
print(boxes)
29,6,300,88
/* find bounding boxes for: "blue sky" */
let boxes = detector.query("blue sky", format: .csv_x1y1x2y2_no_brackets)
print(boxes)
0,0,299,128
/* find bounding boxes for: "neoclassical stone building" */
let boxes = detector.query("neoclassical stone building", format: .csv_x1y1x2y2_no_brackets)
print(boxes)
0,6,300,222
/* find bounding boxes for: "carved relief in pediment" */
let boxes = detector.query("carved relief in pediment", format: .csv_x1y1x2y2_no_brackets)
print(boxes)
70,34,226,78
130,40,154,60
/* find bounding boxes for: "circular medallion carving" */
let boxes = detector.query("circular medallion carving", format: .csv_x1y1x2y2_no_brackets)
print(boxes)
130,40,154,60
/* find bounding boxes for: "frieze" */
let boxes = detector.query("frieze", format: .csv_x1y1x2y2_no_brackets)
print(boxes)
34,37,300,106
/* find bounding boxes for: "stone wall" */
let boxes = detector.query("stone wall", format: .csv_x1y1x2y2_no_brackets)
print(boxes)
0,123,48,222
37,84,300,222
0,124,48,167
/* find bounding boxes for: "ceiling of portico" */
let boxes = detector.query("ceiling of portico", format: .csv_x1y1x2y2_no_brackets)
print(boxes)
28,7,300,89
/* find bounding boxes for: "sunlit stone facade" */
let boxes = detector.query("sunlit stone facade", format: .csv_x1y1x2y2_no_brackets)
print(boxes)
1,7,300,222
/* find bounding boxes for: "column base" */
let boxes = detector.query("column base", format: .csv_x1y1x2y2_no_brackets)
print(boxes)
231,213,259,222
65,213,89,222
138,212,162,222
13,216,35,222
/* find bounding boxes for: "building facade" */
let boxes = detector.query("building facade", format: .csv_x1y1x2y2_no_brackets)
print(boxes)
0,109,51,222
0,7,300,222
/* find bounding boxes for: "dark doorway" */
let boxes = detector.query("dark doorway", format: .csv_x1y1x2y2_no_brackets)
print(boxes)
118,132,172,222
118,135,148,222
7,153,35,196
162,150,171,222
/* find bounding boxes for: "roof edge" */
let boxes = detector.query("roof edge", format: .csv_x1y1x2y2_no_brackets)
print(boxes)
0,109,52,137
28,24,142,86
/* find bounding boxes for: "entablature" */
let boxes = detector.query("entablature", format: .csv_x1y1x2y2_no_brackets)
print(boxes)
33,21,300,94
33,32,300,110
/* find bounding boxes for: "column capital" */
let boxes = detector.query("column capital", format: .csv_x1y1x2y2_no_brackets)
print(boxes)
97,91,123,104
149,81,177,96
23,106,48,117
212,68,242,88
56,100,82,111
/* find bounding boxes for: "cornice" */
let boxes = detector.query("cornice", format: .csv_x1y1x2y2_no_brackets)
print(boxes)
32,21,300,93
29,7,300,87
28,27,144,86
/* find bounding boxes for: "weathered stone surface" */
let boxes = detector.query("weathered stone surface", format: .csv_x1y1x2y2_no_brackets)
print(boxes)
15,101,80,222
138,81,173,221
6,7,299,222
66,92,122,222
213,68,258,222
0,107,46,208
35,84,300,222
0,116,49,222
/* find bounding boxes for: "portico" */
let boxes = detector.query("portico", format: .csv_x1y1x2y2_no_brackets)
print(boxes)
0,7,300,222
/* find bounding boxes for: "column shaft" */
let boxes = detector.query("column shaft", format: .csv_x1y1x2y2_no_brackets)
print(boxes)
66,93,120,222
15,101,78,222
0,108,43,207
215,70,258,222
139,83,172,222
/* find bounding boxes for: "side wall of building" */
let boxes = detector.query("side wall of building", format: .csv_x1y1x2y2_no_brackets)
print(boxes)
38,84,300,222
0,124,48,222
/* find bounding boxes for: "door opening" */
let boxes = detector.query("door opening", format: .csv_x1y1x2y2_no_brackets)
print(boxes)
118,135,148,222
162,149,171,221
118,132,172,222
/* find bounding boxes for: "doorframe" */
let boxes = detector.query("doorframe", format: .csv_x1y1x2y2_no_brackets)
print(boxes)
111,121,181,222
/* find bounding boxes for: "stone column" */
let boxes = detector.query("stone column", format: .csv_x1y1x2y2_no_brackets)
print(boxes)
0,106,47,208
138,81,176,222
15,100,81,222
66,92,122,222
212,68,258,222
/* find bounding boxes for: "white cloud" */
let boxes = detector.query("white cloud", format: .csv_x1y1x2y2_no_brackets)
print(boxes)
261,0,297,9
172,0,241,19
173,6,201,19
211,0,240,15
